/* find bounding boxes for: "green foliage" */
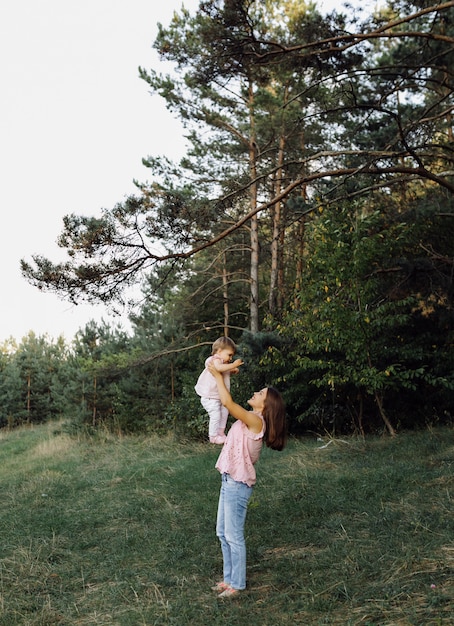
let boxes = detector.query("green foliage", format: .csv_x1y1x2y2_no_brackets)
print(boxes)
0,333,69,428
166,370,209,441
280,197,454,434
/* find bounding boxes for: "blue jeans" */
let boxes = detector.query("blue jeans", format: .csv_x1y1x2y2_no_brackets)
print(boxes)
216,473,253,590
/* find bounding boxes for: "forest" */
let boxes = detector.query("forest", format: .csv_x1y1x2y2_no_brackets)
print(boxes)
2,0,453,438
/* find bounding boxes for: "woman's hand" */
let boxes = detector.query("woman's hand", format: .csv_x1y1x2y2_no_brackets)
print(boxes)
207,363,223,378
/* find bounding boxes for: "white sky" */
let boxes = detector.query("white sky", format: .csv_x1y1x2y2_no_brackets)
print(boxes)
0,0,357,345
0,0,199,344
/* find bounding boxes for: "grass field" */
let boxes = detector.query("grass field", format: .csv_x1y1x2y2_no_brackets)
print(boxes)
0,423,452,625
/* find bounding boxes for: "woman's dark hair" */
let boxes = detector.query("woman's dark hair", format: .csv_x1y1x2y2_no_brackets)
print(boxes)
263,387,287,451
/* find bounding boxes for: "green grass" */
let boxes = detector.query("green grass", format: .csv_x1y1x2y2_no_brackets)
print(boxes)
0,424,452,625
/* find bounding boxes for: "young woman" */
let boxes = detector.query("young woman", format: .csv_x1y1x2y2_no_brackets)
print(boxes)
207,363,287,598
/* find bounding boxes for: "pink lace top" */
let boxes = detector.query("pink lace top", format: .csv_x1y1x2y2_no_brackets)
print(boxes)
215,413,265,487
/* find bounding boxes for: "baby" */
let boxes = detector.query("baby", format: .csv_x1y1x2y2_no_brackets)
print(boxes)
195,336,244,443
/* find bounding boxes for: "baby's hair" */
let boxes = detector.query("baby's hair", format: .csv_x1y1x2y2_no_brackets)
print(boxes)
212,336,237,355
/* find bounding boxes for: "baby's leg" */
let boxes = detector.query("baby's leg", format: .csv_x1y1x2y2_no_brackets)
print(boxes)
218,405,229,436
201,398,226,444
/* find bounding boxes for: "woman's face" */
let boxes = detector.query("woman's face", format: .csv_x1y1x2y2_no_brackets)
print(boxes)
247,388,268,411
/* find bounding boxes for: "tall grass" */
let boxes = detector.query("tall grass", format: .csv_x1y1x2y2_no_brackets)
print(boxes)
0,423,452,625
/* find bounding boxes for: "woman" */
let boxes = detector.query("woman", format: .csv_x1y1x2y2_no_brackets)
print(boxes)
207,363,287,598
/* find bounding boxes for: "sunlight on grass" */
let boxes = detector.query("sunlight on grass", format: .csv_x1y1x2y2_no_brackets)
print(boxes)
0,424,452,625
31,434,74,459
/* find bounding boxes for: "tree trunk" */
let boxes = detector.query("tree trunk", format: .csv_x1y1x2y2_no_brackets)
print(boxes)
222,251,229,336
250,214,259,334
294,131,308,309
92,375,97,427
294,217,305,310
248,81,259,334
171,361,175,401
27,372,31,424
375,391,396,437
269,132,286,317
277,206,286,313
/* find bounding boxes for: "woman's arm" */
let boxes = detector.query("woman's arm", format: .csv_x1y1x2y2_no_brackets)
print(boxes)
207,363,262,433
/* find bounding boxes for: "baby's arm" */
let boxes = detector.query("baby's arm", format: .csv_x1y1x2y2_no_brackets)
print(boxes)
213,358,244,373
